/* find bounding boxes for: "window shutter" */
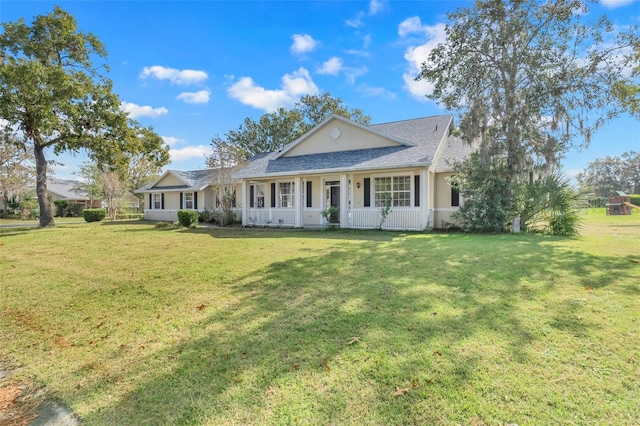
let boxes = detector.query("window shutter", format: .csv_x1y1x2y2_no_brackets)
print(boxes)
161,193,165,209
414,175,420,207
306,180,312,208
250,185,254,208
194,192,198,210
179,192,183,209
363,178,371,207
271,183,276,207
149,194,152,209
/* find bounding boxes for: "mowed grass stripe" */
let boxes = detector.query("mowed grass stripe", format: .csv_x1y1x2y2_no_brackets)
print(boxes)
1,210,639,424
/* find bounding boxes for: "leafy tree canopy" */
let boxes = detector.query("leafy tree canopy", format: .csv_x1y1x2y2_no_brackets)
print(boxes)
0,6,169,226
214,93,370,159
612,40,640,118
417,0,639,232
0,129,35,205
576,150,640,197
418,0,638,178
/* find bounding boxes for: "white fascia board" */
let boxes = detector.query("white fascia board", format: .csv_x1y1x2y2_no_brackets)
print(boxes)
237,162,431,180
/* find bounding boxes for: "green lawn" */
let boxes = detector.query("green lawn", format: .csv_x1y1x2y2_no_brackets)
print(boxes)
1,210,639,425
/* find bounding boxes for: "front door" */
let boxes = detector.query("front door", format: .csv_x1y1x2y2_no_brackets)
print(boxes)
325,181,340,224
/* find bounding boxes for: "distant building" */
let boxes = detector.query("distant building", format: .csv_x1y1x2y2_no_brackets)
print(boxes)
47,179,102,209
606,191,632,215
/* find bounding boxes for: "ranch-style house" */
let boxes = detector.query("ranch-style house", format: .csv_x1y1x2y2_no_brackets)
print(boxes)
137,114,472,230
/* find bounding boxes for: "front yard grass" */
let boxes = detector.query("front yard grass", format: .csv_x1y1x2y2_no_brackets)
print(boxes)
1,210,639,424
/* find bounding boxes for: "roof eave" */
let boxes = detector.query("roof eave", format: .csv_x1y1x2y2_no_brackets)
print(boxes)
236,162,431,180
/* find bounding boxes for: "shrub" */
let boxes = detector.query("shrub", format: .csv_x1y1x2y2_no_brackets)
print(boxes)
177,210,200,227
115,212,144,220
54,200,69,217
83,208,106,222
154,221,173,228
68,203,84,217
212,209,236,226
321,206,340,225
199,210,216,223
630,194,640,207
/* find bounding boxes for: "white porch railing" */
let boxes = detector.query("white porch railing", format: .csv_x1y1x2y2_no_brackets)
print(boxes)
350,208,422,231
144,209,179,221
246,208,296,227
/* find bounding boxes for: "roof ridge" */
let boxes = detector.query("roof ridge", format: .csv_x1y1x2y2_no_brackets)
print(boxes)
371,114,452,126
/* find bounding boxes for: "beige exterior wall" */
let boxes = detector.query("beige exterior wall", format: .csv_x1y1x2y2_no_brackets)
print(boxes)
305,176,322,209
433,172,459,228
284,120,404,157
154,173,183,187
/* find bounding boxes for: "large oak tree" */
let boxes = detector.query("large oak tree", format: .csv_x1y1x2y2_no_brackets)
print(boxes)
0,6,169,226
417,0,639,231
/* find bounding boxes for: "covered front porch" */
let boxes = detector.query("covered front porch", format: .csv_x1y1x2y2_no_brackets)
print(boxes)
240,169,434,231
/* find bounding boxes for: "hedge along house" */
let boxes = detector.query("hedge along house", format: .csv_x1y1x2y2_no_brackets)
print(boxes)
136,169,241,222
233,114,473,230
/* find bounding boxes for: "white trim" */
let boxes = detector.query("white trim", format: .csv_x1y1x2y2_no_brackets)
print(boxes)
236,162,429,180
370,172,415,209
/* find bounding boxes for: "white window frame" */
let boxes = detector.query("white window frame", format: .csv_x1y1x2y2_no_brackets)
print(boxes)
184,192,194,209
278,181,295,208
254,183,265,209
153,193,161,209
371,172,414,208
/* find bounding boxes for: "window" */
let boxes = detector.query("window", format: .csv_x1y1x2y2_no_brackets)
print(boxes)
374,175,411,207
184,192,194,209
153,193,161,209
451,185,460,207
279,182,294,208
255,184,265,208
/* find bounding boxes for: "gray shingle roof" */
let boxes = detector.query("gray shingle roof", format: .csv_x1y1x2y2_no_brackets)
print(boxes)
47,179,90,200
234,114,470,179
435,135,476,172
136,169,239,193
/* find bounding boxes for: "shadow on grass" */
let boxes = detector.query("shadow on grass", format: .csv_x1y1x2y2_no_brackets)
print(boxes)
70,232,638,424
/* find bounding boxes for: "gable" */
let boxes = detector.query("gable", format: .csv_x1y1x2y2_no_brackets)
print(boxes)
153,173,185,188
282,117,409,158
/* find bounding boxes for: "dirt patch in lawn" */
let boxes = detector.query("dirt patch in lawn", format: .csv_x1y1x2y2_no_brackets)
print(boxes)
0,362,78,426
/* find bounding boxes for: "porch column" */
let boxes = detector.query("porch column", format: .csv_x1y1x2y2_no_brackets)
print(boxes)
340,174,348,226
294,176,302,227
420,169,428,229
241,180,248,226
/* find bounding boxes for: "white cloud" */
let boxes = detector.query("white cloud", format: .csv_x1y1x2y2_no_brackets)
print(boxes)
564,168,583,180
161,136,185,147
120,102,168,118
228,67,319,112
176,90,211,104
399,17,448,101
317,57,367,83
363,34,372,49
344,66,368,84
346,1,384,28
290,34,318,55
317,57,344,75
346,11,365,28
398,16,425,37
369,0,385,15
600,0,634,8
140,65,208,85
169,145,212,162
356,84,397,99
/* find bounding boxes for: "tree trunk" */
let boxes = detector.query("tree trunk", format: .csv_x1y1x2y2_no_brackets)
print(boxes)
34,141,54,227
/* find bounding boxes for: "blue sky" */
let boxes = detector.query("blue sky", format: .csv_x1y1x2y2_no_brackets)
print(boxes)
2,0,639,182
